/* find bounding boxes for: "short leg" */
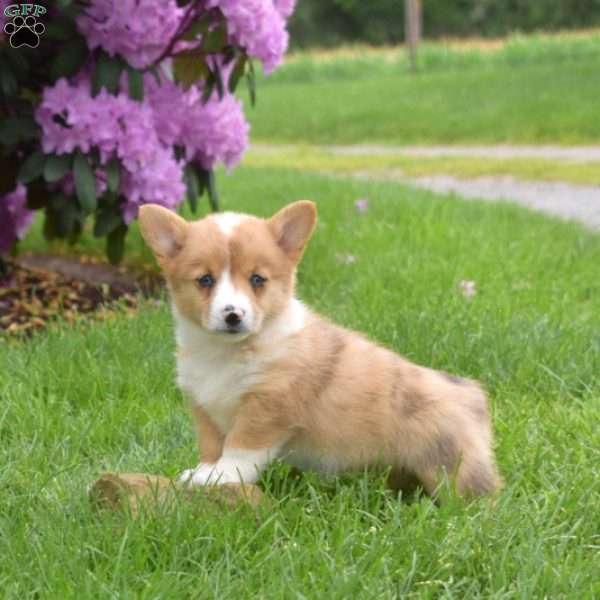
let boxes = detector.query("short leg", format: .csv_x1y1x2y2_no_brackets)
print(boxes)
413,449,501,499
455,455,502,497
185,447,279,486
388,468,421,498
185,395,292,486
179,405,225,485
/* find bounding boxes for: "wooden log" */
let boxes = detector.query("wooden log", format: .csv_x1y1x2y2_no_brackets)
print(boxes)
89,472,264,516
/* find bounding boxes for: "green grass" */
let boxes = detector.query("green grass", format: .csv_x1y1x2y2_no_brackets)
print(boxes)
247,146,600,186
273,31,600,85
2,168,600,597
245,38,600,144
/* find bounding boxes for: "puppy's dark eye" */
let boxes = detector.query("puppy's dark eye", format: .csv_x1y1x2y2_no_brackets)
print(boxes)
249,274,266,288
197,274,215,288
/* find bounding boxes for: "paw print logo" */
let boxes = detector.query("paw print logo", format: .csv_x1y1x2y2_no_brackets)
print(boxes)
4,15,45,49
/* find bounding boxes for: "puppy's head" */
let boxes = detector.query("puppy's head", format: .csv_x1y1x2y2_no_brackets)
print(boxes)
139,201,316,340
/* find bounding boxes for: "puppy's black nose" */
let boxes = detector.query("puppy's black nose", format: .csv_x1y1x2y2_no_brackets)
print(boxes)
225,312,241,326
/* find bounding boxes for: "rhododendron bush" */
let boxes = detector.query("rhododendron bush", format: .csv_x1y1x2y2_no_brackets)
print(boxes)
0,0,295,262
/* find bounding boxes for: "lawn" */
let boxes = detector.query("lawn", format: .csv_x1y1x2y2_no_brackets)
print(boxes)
2,167,599,597
246,146,600,186
245,33,600,145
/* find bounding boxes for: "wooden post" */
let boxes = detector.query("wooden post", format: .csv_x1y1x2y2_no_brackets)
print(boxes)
405,0,422,72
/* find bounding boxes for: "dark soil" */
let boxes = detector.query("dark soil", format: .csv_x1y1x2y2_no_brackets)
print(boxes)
0,254,163,336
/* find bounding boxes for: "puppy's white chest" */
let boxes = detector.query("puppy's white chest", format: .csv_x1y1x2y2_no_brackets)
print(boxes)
177,351,262,433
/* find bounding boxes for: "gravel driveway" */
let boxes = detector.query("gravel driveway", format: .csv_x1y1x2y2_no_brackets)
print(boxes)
404,174,600,230
326,144,600,163
253,144,600,231
329,144,600,230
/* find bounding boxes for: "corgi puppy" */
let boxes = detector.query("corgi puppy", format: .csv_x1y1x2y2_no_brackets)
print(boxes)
139,201,501,497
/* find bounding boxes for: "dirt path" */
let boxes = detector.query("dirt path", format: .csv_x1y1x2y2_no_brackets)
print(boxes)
325,144,600,163
252,144,600,231
402,174,600,230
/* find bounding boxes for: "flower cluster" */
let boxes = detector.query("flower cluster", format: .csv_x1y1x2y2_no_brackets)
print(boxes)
208,0,289,74
35,73,250,222
2,0,297,256
273,0,297,19
78,0,293,75
145,74,249,170
36,77,186,222
77,0,184,69
0,185,34,254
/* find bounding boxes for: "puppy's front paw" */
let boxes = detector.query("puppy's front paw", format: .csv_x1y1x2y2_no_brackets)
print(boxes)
179,460,249,486
179,463,217,487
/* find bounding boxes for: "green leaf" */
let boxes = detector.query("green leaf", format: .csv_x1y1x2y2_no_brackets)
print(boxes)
214,62,224,99
43,210,58,241
51,37,88,79
105,158,121,193
73,151,97,214
196,167,208,198
92,51,123,97
184,164,199,213
49,192,68,211
43,154,72,183
0,117,39,145
50,194,79,237
6,51,29,80
0,57,18,97
67,221,83,246
173,50,209,89
181,13,213,41
207,169,219,212
202,69,216,103
45,16,77,42
94,206,122,237
0,155,19,194
106,224,128,264
26,180,49,210
222,46,236,66
228,54,247,93
18,152,46,184
127,67,144,101
202,24,227,53
246,59,256,106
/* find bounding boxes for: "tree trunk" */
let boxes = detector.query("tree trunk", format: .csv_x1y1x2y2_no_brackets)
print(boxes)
405,0,422,72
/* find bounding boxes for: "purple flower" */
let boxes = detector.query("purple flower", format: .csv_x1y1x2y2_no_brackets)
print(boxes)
0,0,8,32
55,170,108,198
355,198,369,213
206,0,289,74
273,0,296,19
458,280,476,299
77,0,184,69
0,185,34,254
36,77,186,221
120,146,186,223
144,73,250,170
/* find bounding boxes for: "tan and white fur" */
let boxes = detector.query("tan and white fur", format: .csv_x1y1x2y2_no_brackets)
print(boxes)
139,201,501,498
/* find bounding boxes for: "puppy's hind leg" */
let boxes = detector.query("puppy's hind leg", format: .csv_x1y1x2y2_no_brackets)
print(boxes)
412,439,501,500
455,451,502,497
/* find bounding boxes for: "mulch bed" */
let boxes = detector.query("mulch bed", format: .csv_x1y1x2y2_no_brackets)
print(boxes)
0,255,163,336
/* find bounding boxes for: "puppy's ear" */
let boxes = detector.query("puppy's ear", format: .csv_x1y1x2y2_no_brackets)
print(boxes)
138,204,188,260
268,200,317,262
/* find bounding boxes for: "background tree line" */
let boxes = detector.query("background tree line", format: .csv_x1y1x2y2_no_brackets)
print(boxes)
289,0,600,48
